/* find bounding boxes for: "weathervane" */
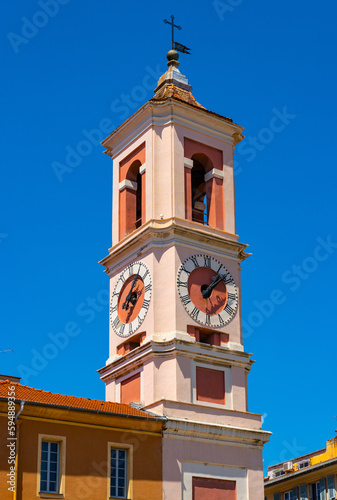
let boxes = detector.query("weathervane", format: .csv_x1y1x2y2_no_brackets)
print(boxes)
163,15,191,54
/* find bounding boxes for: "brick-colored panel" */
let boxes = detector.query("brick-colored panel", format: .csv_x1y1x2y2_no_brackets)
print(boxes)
196,366,225,405
119,142,145,182
120,373,141,405
184,138,223,172
192,477,236,500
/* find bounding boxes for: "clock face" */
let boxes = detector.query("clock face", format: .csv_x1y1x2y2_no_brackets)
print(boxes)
177,254,238,328
110,261,152,337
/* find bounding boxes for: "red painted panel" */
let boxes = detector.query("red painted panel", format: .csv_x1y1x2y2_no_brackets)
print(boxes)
120,373,141,405
119,187,137,239
196,366,225,405
119,142,145,182
192,477,236,500
184,138,223,172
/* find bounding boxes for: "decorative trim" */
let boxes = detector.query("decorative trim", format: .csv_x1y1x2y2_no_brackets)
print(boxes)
182,461,247,500
184,157,194,169
139,163,146,174
205,168,224,182
119,179,137,191
164,417,270,446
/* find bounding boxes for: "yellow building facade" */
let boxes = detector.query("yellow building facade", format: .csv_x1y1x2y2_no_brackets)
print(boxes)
264,436,337,500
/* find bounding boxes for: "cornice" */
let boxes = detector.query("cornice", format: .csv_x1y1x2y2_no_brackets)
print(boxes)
99,218,250,275
98,337,254,382
163,417,271,447
101,99,244,159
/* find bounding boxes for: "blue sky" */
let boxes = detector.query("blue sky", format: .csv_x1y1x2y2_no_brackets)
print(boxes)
1,0,337,471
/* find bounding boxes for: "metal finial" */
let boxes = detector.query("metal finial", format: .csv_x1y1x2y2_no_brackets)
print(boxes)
163,15,191,55
163,15,182,50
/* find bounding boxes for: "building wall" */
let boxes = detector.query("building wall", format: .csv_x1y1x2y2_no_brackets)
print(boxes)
0,408,162,500
162,436,264,500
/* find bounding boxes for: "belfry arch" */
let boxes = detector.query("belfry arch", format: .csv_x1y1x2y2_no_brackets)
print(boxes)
184,139,224,230
118,143,146,240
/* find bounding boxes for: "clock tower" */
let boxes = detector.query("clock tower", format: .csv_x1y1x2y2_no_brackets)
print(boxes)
98,50,270,499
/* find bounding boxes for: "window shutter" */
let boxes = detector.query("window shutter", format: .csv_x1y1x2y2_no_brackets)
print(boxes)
327,475,335,499
320,478,327,500
293,486,299,500
300,484,308,500
274,493,281,500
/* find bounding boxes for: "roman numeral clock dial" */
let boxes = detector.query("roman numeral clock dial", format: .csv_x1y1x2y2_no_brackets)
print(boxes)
110,261,152,337
177,254,238,328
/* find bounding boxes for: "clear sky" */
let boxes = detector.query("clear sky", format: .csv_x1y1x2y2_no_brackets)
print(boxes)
1,0,337,472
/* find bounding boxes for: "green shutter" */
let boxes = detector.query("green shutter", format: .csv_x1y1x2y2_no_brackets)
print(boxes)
293,486,299,500
300,484,308,500
320,478,326,500
274,493,281,500
327,475,335,499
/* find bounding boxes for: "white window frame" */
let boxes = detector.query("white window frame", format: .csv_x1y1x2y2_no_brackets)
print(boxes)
108,442,133,500
37,434,66,497
297,460,310,470
310,481,321,500
273,468,286,478
284,491,293,500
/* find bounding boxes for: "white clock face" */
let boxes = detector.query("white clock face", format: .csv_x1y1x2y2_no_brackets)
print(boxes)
110,261,152,337
177,254,238,328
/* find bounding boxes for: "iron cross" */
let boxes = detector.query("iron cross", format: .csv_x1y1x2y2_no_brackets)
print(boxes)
164,15,182,49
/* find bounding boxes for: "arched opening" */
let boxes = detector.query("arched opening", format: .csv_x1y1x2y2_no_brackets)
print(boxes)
191,160,207,224
119,159,145,239
184,139,224,230
191,153,213,225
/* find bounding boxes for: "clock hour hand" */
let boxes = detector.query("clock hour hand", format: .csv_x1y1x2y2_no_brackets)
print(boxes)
201,275,222,299
122,264,141,310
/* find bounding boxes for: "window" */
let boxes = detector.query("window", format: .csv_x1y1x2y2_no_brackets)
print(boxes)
310,482,320,500
297,460,310,469
192,477,236,499
40,441,60,494
110,448,127,499
196,366,225,405
120,372,141,405
284,492,293,500
274,469,286,478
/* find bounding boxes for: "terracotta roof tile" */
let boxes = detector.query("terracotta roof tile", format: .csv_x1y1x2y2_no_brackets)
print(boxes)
150,84,233,124
151,84,206,109
0,381,159,419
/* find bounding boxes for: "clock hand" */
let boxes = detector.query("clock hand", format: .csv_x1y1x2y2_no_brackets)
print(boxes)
202,272,229,299
201,275,222,299
122,264,141,310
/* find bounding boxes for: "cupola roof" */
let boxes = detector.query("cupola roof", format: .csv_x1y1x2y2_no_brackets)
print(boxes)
151,50,233,124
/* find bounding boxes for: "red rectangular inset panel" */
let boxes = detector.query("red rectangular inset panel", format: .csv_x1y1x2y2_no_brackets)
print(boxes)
192,477,236,500
196,366,225,405
120,372,141,405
